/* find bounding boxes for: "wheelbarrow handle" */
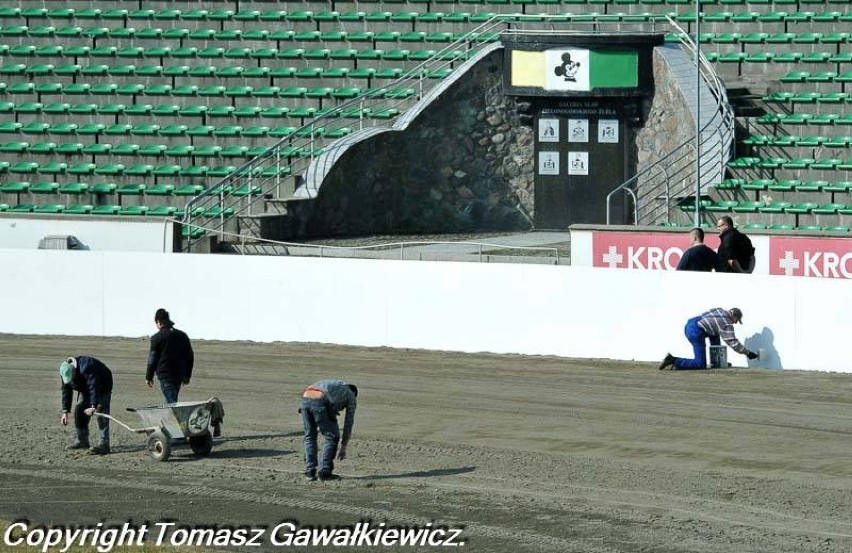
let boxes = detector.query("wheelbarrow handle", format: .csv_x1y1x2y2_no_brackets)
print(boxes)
92,412,159,434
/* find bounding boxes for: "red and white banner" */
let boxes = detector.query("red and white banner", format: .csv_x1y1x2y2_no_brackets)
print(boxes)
769,236,852,279
591,232,708,270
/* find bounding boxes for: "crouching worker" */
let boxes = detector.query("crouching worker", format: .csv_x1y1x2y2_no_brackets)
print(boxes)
659,307,758,370
300,380,358,481
59,356,113,455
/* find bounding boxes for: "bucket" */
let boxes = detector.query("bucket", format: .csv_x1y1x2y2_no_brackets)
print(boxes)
709,345,728,368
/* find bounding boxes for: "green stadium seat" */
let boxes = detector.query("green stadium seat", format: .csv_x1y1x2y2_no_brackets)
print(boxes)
786,201,820,214
731,201,764,213
117,184,146,195
63,204,93,215
759,201,793,213
28,142,57,154
811,202,844,214
10,162,39,174
119,205,149,216
0,142,28,154
58,182,89,195
91,205,121,215
0,181,29,193
811,158,842,170
66,162,95,175
174,184,205,196
96,163,127,176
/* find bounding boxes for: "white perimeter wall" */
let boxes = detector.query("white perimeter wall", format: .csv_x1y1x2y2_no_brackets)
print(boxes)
0,215,174,252
1,248,848,373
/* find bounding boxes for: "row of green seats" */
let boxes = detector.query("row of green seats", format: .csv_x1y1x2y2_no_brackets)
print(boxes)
679,198,852,213
758,112,852,125
667,30,852,44
0,101,403,119
658,221,851,232
1,83,360,100
0,8,503,23
717,177,852,191
763,91,851,104
0,82,418,101
709,52,852,64
0,141,275,158
0,160,243,177
779,71,852,83
0,121,351,139
0,63,454,79
0,161,298,176
0,181,264,197
727,156,852,169
0,181,207,195
0,43,470,62
0,202,232,220
743,134,852,147
0,26,501,43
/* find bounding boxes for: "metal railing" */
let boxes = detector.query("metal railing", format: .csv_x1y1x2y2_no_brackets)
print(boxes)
606,16,735,226
180,17,516,251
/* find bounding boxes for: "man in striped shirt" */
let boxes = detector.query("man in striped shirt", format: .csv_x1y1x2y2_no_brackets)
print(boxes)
659,307,758,370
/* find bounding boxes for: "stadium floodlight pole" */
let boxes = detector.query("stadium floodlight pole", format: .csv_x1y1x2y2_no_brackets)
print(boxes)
694,0,702,227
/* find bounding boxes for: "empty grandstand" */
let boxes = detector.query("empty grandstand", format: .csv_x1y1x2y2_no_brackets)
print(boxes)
0,0,849,251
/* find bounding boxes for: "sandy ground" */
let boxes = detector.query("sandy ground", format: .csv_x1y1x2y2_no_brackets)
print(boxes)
2,334,852,552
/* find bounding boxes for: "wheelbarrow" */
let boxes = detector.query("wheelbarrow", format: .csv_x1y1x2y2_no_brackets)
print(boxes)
95,398,220,461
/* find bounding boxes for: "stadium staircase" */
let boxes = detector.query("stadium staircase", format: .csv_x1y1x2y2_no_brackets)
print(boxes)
0,0,849,248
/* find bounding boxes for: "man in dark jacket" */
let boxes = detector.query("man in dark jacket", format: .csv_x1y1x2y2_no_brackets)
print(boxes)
146,308,194,404
716,216,755,273
60,356,113,454
676,228,724,272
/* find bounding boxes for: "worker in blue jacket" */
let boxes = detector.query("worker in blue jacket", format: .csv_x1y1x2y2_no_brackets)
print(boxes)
59,355,113,455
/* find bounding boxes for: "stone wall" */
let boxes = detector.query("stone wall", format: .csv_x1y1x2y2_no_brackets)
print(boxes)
289,49,535,238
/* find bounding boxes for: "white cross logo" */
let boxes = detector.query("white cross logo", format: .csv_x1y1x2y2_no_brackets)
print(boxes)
601,245,623,268
778,251,800,276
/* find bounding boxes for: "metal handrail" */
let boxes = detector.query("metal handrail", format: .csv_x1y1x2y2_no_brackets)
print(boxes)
606,16,735,226
180,17,516,250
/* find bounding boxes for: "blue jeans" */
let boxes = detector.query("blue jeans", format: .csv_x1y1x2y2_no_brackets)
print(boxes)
75,392,111,447
301,397,340,476
159,378,181,404
675,317,720,370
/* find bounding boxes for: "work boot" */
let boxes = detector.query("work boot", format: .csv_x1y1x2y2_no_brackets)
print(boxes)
65,441,90,451
212,423,222,438
88,444,110,455
304,471,317,482
318,472,341,482
658,353,676,371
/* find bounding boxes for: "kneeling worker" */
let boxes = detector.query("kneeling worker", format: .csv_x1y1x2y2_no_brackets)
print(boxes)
300,380,358,481
59,355,113,454
659,307,758,370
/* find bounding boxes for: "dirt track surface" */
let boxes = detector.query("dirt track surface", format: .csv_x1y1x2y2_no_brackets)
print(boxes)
2,334,852,552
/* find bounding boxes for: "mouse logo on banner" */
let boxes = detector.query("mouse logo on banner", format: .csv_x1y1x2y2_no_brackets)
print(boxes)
554,53,581,82
545,49,590,92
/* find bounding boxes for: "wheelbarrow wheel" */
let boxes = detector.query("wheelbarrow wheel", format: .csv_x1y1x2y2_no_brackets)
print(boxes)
148,431,171,462
189,432,213,456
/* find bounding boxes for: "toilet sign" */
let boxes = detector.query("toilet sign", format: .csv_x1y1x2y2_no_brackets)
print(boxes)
538,118,559,142
538,151,560,175
598,119,619,143
567,152,588,175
